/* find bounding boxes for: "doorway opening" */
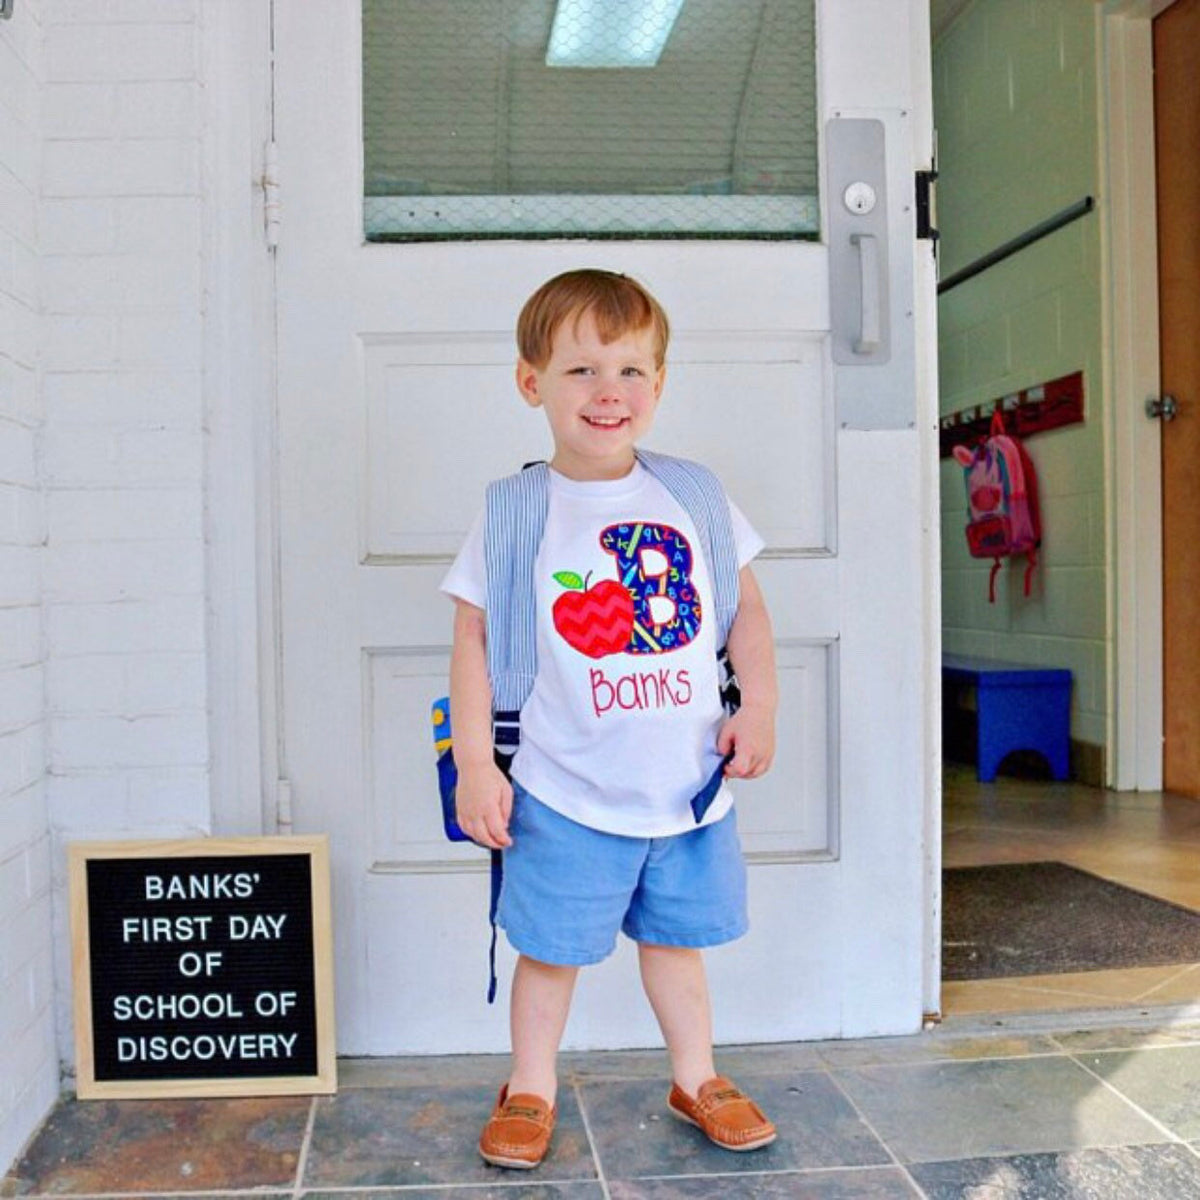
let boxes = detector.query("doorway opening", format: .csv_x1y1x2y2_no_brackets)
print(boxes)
932,0,1200,1017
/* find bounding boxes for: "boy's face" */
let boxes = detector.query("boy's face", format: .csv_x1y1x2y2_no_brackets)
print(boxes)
516,309,665,481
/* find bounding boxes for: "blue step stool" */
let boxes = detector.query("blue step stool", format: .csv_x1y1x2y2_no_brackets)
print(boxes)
942,654,1072,782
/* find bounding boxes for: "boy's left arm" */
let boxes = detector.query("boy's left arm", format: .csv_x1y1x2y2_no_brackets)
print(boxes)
717,566,778,779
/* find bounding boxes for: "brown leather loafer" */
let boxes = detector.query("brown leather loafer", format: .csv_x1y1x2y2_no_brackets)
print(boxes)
478,1084,557,1169
667,1076,777,1151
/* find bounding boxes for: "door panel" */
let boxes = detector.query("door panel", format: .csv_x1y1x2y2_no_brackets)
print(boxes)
275,2,933,1052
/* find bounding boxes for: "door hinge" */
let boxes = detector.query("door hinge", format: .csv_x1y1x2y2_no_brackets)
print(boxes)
275,777,293,834
915,169,939,243
263,140,281,250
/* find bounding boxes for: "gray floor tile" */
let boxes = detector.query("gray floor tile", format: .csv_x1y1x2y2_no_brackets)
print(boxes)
304,1187,604,1199
582,1074,891,1179
1052,1022,1200,1053
909,1143,1200,1199
833,1056,1169,1164
608,1166,922,1198
817,1030,1060,1069
303,1084,597,1188
1,1096,309,1196
1077,1045,1200,1139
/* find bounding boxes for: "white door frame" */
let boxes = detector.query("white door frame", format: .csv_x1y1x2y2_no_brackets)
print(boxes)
201,0,281,837
1100,0,1168,791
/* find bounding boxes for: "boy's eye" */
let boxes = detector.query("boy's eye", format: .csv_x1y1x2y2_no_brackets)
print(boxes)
568,366,594,376
622,366,645,377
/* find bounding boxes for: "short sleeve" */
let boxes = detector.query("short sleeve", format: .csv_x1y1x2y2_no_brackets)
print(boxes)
728,497,766,568
440,508,487,609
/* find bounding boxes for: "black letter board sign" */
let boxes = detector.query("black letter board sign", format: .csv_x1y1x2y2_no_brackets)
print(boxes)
69,836,336,1100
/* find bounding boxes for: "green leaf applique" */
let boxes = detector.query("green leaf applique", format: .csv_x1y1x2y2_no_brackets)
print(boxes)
553,571,585,590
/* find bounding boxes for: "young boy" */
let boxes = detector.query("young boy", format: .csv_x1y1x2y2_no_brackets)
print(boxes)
441,269,778,1169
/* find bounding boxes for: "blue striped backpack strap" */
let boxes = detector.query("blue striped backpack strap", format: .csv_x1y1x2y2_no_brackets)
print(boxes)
484,462,549,754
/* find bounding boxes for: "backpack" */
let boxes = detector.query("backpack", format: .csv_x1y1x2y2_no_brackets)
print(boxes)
952,410,1042,603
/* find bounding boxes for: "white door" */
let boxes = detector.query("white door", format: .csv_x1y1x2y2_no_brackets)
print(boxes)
275,1,937,1054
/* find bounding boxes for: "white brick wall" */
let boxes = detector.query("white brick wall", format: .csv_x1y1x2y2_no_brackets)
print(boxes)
38,0,211,1093
0,0,59,1173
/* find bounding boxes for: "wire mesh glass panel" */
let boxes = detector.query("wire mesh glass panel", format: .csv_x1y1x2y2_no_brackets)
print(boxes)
362,0,819,240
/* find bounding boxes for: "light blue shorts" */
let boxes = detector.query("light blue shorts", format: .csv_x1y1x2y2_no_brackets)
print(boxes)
497,781,749,967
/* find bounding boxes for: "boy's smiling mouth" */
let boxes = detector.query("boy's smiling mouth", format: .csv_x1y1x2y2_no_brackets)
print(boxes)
583,415,628,428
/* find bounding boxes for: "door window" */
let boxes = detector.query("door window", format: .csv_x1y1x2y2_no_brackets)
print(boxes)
362,0,819,240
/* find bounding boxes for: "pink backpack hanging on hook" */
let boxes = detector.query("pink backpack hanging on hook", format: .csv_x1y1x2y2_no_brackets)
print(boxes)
953,409,1042,603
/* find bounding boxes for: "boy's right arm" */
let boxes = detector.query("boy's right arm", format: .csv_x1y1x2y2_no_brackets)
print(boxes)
449,599,514,848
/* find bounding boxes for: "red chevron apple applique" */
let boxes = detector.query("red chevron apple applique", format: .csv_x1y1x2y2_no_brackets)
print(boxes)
552,570,634,659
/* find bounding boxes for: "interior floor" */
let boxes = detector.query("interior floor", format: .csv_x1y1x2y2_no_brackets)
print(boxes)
943,762,1200,1016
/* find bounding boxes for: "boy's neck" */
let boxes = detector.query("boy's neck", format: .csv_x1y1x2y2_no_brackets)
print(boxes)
549,450,639,482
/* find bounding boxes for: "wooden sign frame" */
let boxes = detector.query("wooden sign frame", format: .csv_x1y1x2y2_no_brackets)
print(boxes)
68,835,336,1100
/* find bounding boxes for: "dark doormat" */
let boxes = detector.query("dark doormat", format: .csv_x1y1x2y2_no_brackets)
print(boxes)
943,861,1200,981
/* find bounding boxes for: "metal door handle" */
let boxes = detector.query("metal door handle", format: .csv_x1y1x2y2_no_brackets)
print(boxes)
1146,395,1178,422
851,233,881,354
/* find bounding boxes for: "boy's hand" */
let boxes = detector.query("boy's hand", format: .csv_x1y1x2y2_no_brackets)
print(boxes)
717,704,776,780
455,761,514,849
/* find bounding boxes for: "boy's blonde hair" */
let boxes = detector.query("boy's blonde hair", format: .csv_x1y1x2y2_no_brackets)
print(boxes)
517,269,670,369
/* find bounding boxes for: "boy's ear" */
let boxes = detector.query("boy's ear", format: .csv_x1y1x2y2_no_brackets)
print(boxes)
653,364,666,399
515,359,542,407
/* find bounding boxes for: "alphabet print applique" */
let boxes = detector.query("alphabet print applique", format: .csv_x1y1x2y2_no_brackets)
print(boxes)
551,522,701,660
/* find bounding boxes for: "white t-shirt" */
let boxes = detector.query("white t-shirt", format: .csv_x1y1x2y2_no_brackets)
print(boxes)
441,463,764,837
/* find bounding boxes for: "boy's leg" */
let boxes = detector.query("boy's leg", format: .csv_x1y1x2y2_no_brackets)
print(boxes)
507,953,579,1104
637,942,716,1096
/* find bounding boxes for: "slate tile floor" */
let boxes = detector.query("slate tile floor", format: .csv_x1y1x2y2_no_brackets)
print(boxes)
10,1014,1200,1199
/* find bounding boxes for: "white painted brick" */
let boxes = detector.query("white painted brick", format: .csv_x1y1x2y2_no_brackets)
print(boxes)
123,651,205,711
125,765,209,827
0,165,37,247
38,197,116,254
0,784,50,863
10,240,37,311
115,80,199,137
45,538,203,603
42,425,202,486
0,853,32,917
0,111,39,197
51,711,207,770
49,0,197,25
0,546,39,608
0,421,36,485
47,654,124,713
47,486,200,542
0,295,36,366
0,899,51,981
0,1043,56,1176
49,651,204,714
40,314,118,370
118,311,202,371
114,195,201,253
40,427,119,485
46,23,196,83
41,250,200,311
0,607,41,671
14,486,47,547
48,595,204,655
0,666,42,735
0,358,41,425
41,82,116,139
42,136,200,197
44,369,200,427
0,42,39,140
46,773,128,830
116,427,202,484
0,725,44,799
